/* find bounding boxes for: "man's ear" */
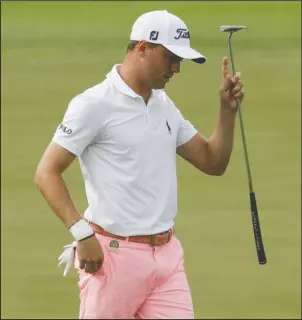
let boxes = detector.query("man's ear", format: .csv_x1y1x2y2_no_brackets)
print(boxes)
137,41,148,56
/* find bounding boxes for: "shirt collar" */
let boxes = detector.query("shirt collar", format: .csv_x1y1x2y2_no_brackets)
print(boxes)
106,64,141,98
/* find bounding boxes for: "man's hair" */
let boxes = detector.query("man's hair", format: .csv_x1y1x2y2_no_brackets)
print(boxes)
126,40,160,52
127,40,139,52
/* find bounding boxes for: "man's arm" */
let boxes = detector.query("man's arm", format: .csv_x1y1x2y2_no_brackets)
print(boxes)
34,142,81,228
177,108,236,176
35,142,104,274
177,56,244,176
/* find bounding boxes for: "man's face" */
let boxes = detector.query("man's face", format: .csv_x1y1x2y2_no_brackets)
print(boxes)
140,43,183,89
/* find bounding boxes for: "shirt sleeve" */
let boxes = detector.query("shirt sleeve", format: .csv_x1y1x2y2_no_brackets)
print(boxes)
175,108,198,147
52,95,104,157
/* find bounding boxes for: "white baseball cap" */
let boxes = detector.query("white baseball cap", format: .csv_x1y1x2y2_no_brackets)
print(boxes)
130,10,206,64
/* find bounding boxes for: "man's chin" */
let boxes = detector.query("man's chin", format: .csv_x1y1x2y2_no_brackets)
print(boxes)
153,82,167,90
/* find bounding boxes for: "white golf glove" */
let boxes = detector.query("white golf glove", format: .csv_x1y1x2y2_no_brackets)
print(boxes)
58,241,77,277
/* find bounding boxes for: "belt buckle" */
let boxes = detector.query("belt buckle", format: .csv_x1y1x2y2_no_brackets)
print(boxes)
149,235,156,246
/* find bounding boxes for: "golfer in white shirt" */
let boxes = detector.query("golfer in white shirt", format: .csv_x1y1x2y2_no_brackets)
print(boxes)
35,9,244,319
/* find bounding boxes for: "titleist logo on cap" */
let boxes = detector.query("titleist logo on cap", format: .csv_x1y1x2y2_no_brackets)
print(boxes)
174,28,190,40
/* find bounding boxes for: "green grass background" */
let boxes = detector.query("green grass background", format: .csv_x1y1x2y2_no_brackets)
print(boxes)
1,1,301,319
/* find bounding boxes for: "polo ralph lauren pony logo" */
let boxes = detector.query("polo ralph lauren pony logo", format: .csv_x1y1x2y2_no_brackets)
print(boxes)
174,28,190,40
149,31,159,41
166,121,171,134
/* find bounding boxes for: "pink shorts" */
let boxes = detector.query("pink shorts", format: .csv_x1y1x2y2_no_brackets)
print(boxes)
75,232,194,319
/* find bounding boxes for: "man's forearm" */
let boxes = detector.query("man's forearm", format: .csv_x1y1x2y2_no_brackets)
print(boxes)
207,106,237,175
35,171,82,229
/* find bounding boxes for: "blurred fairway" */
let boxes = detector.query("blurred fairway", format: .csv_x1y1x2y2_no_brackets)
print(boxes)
1,1,301,319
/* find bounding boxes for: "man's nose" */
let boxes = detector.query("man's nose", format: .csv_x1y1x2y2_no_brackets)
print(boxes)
171,61,180,74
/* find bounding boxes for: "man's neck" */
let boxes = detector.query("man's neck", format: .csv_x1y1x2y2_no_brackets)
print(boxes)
118,59,152,104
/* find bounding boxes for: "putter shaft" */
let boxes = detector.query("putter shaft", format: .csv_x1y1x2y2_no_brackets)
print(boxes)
228,33,254,193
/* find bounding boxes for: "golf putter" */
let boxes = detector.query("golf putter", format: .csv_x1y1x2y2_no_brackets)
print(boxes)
220,25,267,265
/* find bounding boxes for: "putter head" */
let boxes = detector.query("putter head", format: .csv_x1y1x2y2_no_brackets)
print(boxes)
220,25,248,33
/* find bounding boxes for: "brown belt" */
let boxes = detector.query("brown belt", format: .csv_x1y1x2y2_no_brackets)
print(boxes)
89,222,173,246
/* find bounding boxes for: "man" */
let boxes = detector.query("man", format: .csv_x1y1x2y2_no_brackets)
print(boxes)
35,9,244,319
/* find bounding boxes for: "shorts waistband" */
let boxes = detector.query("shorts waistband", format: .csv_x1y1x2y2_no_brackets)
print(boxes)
88,222,173,246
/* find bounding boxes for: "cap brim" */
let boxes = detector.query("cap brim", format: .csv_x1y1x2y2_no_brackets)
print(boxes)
163,44,206,64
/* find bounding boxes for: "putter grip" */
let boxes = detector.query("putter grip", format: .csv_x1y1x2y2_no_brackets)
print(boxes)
249,192,267,264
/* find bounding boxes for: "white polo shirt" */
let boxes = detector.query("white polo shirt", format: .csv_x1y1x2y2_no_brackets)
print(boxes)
52,65,197,236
